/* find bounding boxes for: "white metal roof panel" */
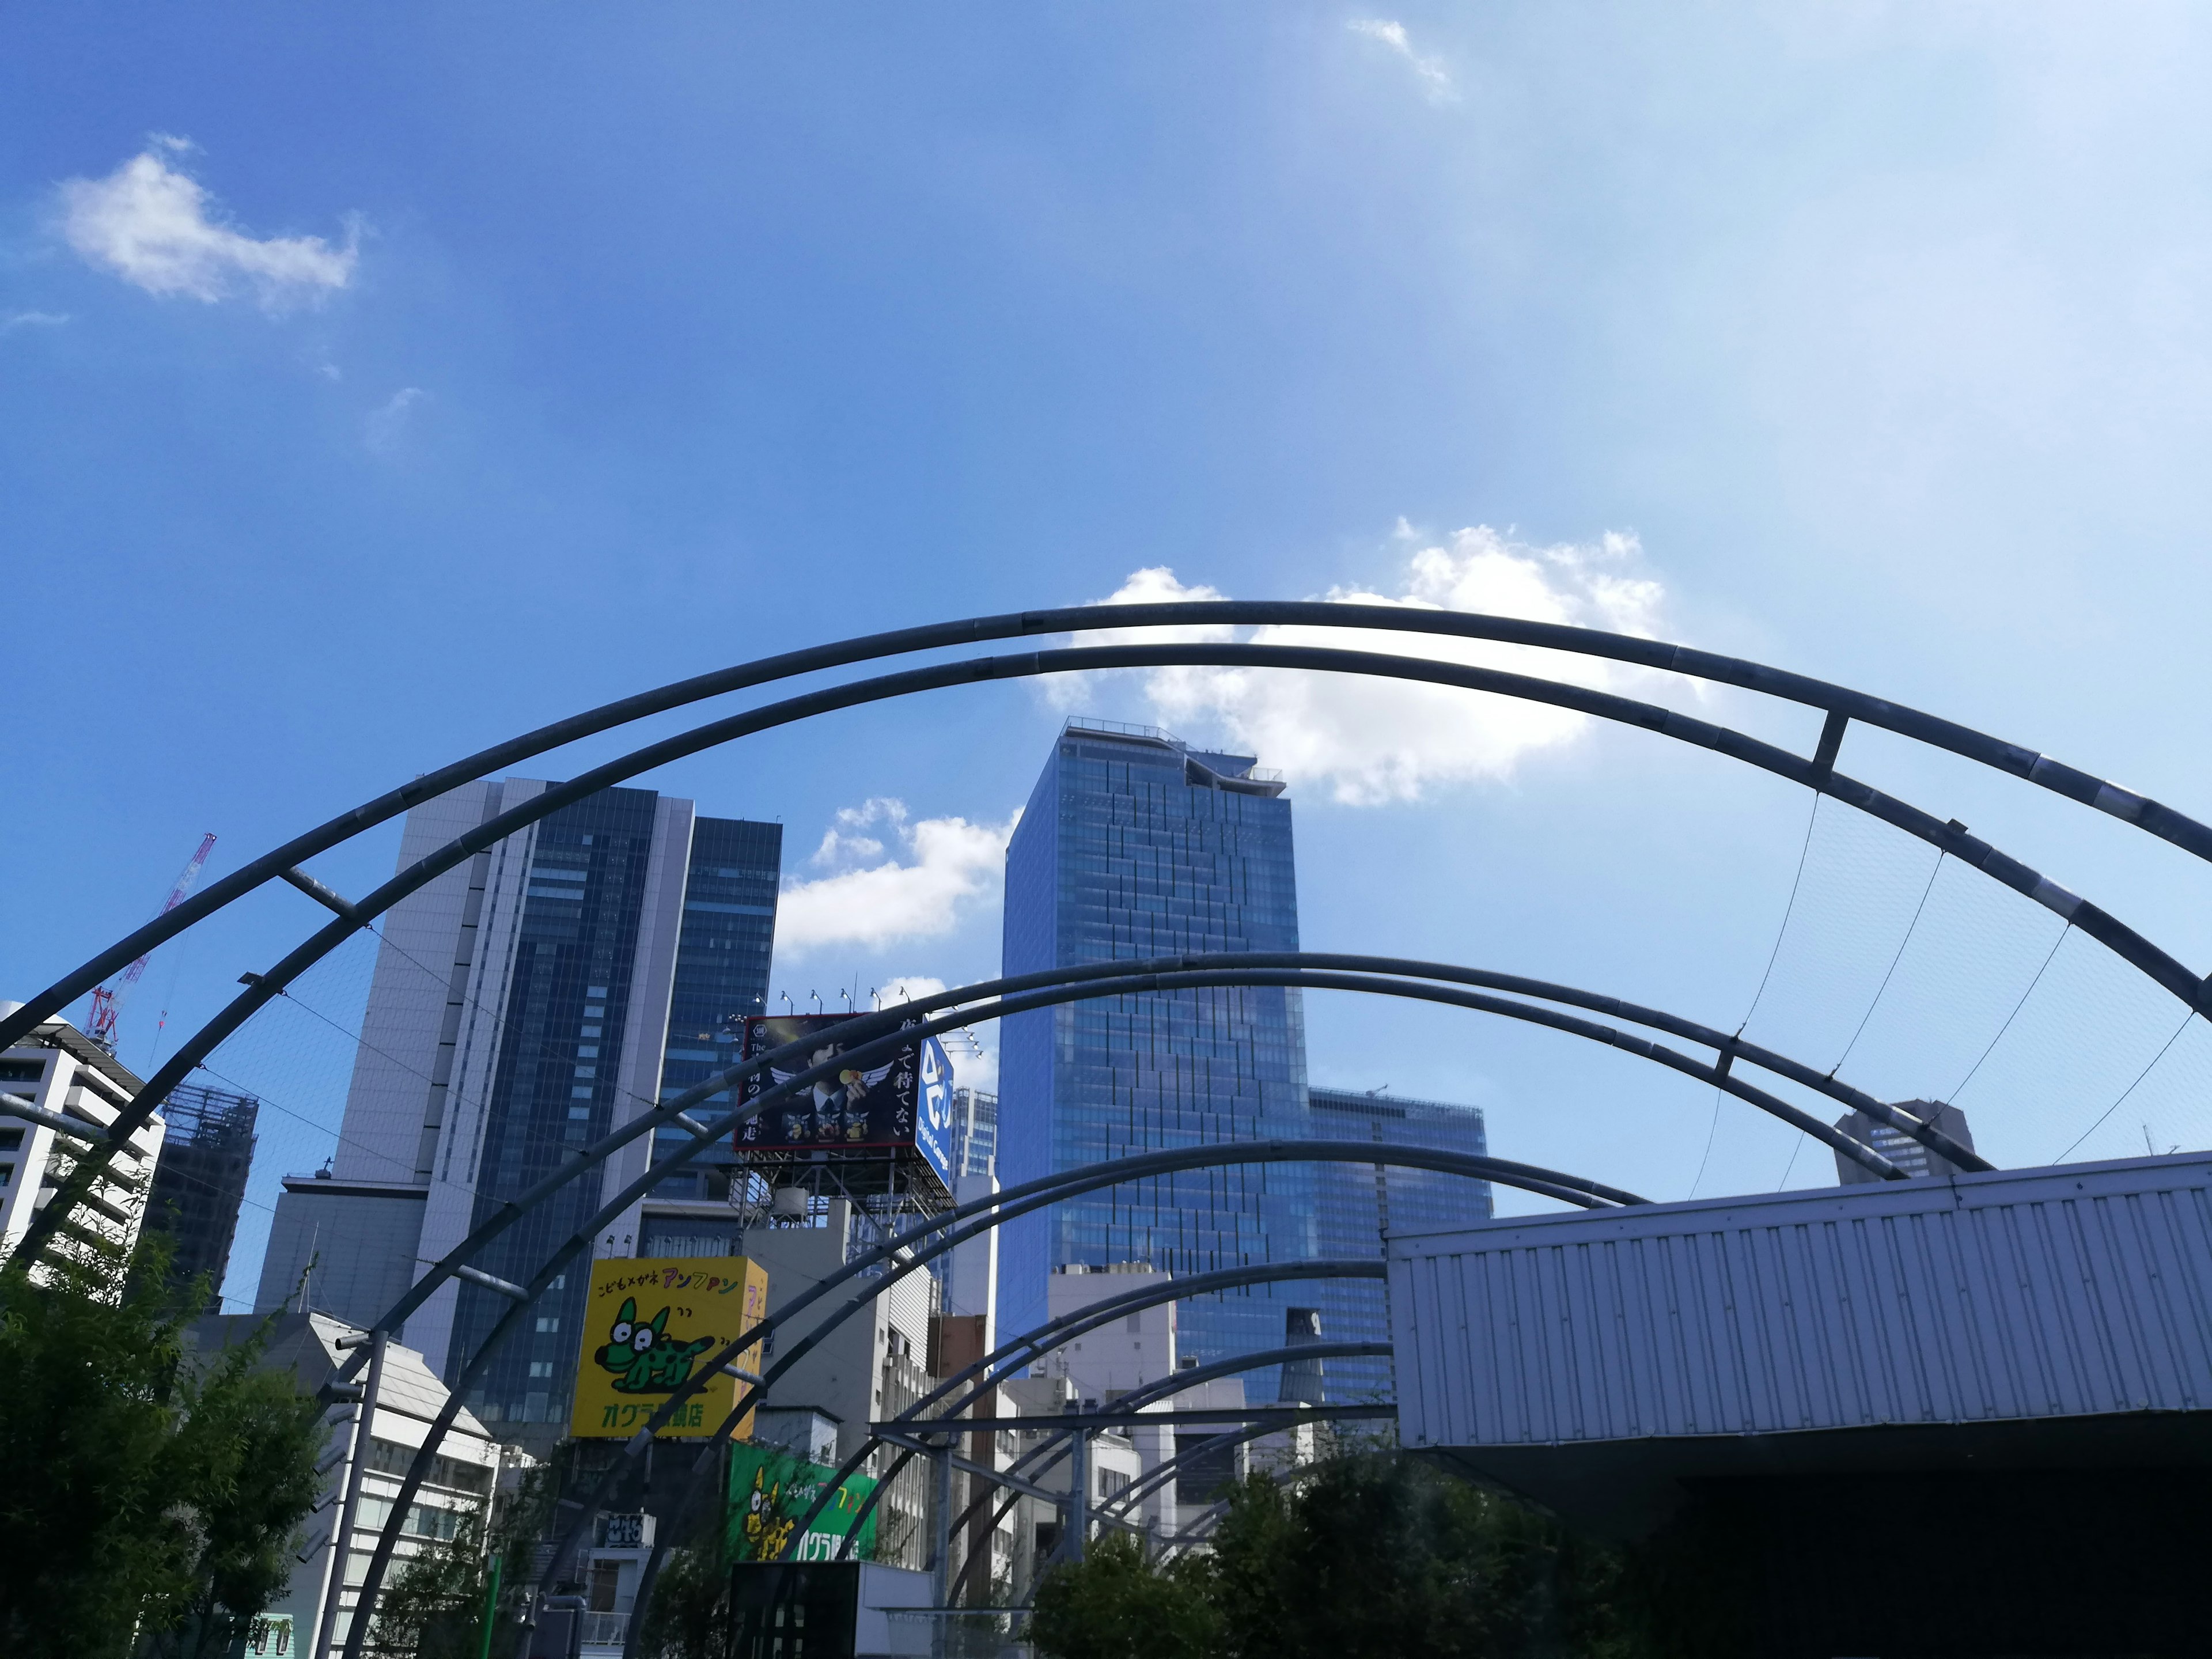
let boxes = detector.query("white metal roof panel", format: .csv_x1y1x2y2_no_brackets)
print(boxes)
1389,1153,2212,1449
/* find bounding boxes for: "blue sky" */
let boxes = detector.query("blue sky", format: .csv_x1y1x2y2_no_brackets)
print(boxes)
7,6,2212,1305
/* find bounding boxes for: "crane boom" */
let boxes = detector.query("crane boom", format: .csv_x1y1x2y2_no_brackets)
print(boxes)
86,832,217,1054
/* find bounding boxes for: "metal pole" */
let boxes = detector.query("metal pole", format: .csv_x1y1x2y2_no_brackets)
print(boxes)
314,1329,387,1659
475,1555,502,1659
1068,1432,1089,1565
933,1440,956,1657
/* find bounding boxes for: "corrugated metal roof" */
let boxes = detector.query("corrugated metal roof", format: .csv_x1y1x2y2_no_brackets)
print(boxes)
1390,1153,2212,1449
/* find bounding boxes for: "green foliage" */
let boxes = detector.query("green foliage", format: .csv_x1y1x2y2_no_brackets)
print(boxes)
370,1522,492,1659
0,1236,325,1659
637,1544,736,1659
1029,1531,1221,1659
1030,1454,1636,1659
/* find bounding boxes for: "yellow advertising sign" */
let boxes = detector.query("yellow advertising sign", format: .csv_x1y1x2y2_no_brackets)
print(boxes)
569,1256,769,1440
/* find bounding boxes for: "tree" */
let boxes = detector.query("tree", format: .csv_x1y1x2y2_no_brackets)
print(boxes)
1029,1532,1219,1659
636,1543,736,1659
370,1524,493,1659
1028,1454,1635,1659
0,1237,325,1659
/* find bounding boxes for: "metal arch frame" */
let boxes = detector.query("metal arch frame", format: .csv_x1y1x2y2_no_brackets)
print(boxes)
1,605,2176,1612
346,1134,1592,1659
8,614,2204,1260
338,952,1705,1659
312,945,1937,1656
939,1341,1393,1607
803,1262,1392,1571
11,597,2203,1056
340,938,1944,1659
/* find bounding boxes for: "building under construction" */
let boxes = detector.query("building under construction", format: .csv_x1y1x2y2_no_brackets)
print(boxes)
144,1082,260,1310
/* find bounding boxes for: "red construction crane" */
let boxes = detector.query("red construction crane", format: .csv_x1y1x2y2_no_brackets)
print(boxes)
86,832,217,1055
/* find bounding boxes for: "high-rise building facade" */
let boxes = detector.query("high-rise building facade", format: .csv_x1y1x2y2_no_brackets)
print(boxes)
254,779,779,1435
998,720,1313,1374
950,1086,998,1179
1306,1086,1492,1400
144,1082,261,1310
1832,1100,1975,1184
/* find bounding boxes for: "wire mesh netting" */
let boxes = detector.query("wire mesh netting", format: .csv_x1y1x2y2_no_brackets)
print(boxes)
1723,796,2212,1187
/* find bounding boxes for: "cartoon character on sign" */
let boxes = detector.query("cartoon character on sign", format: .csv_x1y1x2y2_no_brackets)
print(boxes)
739,1463,797,1561
594,1298,715,1392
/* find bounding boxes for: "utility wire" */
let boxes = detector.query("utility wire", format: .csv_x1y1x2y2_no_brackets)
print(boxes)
2054,1011,2196,1162
1830,851,1946,1078
1949,923,2072,1103
1695,793,1821,1199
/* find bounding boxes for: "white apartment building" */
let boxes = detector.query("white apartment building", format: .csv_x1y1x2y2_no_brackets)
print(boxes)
0,1005,166,1279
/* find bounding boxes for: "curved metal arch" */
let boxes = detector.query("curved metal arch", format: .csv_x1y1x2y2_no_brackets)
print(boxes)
801,1262,1392,1577
342,938,1958,1656
343,944,1965,1365
940,1341,1393,1606
353,955,1672,1369
926,1262,1391,1441
13,598,2202,1062
343,1128,1592,1659
13,632,2154,1262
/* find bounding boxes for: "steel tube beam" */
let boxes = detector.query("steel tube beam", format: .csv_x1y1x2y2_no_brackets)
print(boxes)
938,1340,1387,1605
794,1266,1391,1596
302,941,1931,1652
9,631,2161,1262
12,599,2199,1062
358,1127,1580,1658
347,949,1933,1647
315,944,1926,1431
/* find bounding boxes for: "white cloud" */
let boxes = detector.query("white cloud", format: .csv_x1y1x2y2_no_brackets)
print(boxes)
776,799,1019,954
2,310,70,333
58,143,357,308
365,387,424,453
1070,527,1666,805
1347,17,1455,103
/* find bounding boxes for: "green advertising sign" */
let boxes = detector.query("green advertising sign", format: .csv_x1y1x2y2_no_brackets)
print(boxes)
728,1442,878,1564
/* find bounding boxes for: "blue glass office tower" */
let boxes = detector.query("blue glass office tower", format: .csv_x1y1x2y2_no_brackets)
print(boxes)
256,778,781,1437
998,720,1315,1375
1306,1086,1492,1400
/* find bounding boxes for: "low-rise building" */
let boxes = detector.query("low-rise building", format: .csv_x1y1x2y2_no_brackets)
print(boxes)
188,1313,513,1657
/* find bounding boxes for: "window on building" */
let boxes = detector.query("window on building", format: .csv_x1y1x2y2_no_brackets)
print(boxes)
589,1560,622,1613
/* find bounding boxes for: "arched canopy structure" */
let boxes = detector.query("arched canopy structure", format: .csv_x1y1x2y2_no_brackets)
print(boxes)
305,944,1964,1657
9,602,2194,1653
940,1340,1393,1605
4,608,2194,1263
796,1261,1392,1582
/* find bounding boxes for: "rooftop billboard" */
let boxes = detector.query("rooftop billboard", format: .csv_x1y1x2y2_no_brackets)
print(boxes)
732,1013,955,1197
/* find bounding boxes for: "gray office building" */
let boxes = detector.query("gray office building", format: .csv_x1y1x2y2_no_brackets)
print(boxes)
1308,1085,1492,1400
1832,1100,1975,1184
998,719,1315,1376
254,779,779,1435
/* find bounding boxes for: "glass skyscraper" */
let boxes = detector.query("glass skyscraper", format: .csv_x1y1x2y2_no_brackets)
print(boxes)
645,817,783,1214
255,778,781,1437
998,719,1316,1377
1306,1086,1492,1400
